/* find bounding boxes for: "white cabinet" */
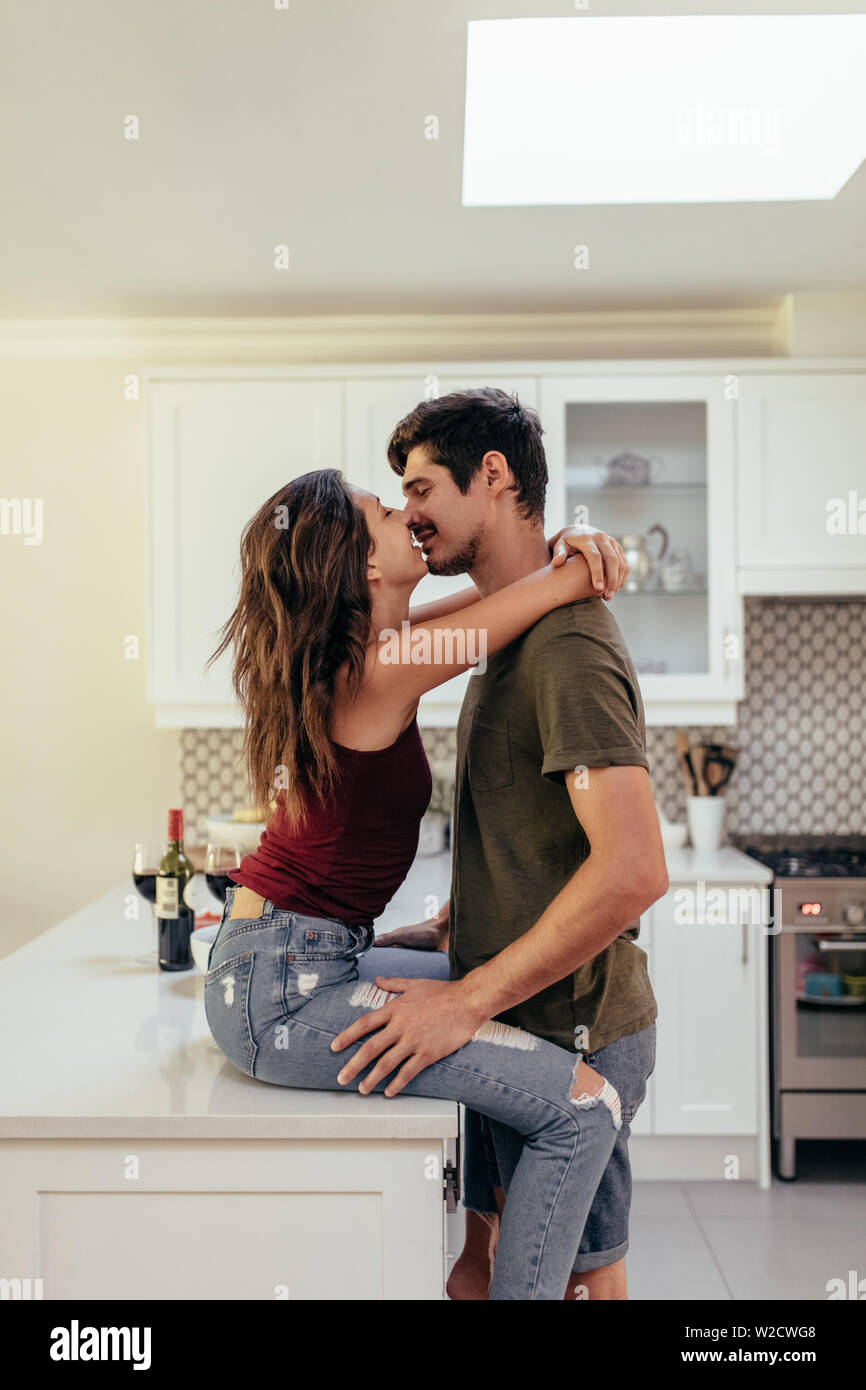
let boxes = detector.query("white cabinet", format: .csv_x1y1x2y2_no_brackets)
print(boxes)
145,360,866,728
0,1138,451,1300
540,374,743,726
148,379,343,725
345,375,538,726
649,887,760,1135
737,372,866,594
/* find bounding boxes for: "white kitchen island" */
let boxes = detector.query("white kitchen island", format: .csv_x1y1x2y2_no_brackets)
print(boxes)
0,838,777,1298
0,859,458,1301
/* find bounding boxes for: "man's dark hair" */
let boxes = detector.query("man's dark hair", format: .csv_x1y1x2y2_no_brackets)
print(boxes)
386,386,547,523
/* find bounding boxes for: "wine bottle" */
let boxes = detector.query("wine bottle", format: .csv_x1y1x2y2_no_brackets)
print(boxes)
155,808,195,971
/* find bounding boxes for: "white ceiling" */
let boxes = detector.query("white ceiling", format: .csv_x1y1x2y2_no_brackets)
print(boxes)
1,0,865,317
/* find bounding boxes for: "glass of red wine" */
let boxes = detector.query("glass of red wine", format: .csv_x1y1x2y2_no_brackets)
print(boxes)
205,842,242,911
132,840,162,964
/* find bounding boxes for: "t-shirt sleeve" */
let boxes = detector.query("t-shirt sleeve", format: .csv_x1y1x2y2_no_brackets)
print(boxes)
532,604,650,783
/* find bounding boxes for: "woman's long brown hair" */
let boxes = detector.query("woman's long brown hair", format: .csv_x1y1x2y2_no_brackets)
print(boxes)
208,469,373,829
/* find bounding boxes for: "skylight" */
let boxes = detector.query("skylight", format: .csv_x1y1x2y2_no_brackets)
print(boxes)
462,15,866,205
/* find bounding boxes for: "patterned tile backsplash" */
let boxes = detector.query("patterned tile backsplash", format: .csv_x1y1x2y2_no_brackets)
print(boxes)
181,598,866,842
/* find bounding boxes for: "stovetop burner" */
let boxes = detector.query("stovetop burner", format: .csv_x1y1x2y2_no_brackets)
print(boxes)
772,856,852,879
733,835,866,879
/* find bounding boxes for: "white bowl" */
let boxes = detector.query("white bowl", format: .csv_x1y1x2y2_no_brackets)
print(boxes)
205,814,265,852
191,924,219,974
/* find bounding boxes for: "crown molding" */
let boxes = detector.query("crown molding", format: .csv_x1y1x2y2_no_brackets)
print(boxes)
0,301,791,360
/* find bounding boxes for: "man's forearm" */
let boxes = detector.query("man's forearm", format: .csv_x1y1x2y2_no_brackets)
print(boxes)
457,855,665,1022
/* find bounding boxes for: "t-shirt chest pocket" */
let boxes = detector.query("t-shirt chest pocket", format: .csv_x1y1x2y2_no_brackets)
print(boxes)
468,715,514,793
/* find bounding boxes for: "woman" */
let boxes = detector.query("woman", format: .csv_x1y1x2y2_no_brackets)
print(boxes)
204,467,628,1300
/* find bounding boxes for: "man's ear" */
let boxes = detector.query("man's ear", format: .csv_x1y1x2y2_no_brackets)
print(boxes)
480,449,511,495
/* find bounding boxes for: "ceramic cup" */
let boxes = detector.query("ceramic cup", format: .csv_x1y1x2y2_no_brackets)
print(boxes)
686,795,725,854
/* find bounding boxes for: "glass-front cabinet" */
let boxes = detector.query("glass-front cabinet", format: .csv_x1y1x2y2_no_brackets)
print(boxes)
540,374,743,725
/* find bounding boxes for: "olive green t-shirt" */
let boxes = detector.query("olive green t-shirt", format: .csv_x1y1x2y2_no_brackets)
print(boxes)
449,595,658,1054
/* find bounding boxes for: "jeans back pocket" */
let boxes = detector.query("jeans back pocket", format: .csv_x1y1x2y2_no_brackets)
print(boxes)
204,950,257,1077
281,921,365,1018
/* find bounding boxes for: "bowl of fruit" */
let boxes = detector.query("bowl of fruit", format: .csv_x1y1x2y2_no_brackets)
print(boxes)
205,803,274,853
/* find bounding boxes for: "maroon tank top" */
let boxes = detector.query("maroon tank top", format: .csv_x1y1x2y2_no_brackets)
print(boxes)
228,717,433,927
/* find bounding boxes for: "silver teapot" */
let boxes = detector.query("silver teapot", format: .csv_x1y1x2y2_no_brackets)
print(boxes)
618,524,669,591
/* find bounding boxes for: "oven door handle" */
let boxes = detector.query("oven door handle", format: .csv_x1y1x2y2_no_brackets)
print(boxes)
817,939,866,951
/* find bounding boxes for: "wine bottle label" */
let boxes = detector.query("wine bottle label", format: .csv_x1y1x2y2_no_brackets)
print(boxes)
156,877,180,919
182,876,197,911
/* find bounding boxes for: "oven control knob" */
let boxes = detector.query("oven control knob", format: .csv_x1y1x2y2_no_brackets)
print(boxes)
843,903,865,927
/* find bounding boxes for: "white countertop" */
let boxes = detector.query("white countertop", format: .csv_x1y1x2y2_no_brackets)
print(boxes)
0,843,766,1141
0,869,457,1142
662,845,773,884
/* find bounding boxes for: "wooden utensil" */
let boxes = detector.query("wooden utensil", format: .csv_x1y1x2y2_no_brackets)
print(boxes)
690,743,709,796
702,744,738,797
703,742,739,764
704,759,731,796
675,729,698,796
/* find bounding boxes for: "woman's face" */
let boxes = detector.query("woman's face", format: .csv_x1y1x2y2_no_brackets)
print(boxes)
349,486,428,588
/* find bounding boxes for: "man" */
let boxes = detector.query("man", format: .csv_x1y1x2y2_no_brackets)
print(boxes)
333,387,667,1300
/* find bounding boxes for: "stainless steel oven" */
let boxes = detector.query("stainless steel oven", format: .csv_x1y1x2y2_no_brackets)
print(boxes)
738,838,866,1179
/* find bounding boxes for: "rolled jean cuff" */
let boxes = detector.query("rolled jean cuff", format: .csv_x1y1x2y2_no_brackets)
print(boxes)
570,1236,629,1274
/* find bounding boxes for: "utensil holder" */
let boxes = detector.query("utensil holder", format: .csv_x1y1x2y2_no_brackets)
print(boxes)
686,795,725,854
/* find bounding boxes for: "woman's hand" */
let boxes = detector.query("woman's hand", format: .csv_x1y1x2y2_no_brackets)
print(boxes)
547,525,629,600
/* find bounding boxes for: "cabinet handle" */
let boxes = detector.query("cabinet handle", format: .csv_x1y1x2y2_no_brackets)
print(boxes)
742,919,748,965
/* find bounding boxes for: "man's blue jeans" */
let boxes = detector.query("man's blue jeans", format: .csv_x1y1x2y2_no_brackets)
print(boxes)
462,1023,656,1273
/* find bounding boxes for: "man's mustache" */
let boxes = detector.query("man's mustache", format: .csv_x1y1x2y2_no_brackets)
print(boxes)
410,524,437,544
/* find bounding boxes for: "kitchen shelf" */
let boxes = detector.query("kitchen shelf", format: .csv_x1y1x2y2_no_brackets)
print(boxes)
796,993,865,1007
616,587,708,597
565,482,708,493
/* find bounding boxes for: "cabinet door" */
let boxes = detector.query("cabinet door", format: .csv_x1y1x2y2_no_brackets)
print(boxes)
737,372,866,593
149,380,343,718
345,376,538,725
540,374,742,724
651,886,759,1134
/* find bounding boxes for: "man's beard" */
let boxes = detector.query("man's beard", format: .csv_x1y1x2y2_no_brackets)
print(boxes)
424,521,484,577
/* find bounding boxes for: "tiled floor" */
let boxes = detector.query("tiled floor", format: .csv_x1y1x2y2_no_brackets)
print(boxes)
445,1140,866,1300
